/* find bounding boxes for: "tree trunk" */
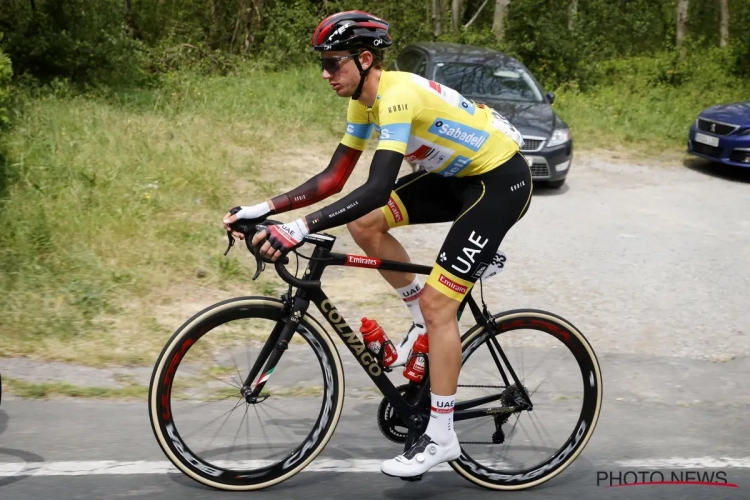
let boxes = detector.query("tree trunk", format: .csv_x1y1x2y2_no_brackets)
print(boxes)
208,0,220,50
676,0,689,48
719,0,729,48
243,0,264,54
432,0,442,38
464,0,490,29
568,0,578,31
492,0,511,39
451,0,462,33
123,0,142,40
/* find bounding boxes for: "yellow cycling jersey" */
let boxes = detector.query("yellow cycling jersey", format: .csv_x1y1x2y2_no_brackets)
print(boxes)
340,70,524,177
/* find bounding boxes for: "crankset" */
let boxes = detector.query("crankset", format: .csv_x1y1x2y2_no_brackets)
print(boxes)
377,384,421,443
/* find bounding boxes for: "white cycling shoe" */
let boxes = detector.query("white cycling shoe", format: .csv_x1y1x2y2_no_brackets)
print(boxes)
380,433,461,478
389,323,427,368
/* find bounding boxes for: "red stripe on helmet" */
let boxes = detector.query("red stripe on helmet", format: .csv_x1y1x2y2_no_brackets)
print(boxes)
313,13,340,46
356,21,389,30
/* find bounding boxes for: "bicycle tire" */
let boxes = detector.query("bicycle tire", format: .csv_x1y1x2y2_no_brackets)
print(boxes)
451,308,603,490
148,296,345,491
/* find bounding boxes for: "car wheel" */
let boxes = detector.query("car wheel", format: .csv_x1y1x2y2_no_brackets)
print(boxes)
546,179,566,189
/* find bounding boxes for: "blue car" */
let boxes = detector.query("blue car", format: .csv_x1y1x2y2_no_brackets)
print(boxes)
688,102,750,167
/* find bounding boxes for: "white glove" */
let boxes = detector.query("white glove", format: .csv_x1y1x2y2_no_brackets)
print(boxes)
225,201,271,223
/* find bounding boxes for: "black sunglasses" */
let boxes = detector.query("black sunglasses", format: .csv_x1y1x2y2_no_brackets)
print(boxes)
320,54,356,73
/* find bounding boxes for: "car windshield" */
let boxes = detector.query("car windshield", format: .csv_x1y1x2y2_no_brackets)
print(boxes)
434,63,543,103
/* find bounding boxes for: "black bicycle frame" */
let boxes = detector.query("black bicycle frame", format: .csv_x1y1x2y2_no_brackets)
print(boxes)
240,233,527,437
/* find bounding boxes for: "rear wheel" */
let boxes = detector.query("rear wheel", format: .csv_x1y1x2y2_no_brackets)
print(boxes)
148,297,345,491
451,309,602,490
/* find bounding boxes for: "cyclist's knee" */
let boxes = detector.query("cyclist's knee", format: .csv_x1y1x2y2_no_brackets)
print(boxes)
420,286,459,323
347,209,389,243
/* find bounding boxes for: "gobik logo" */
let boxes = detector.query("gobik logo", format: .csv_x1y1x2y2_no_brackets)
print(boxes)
596,470,738,489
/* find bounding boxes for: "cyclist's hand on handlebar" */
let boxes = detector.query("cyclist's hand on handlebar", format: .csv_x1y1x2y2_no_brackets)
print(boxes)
222,202,271,239
252,219,309,262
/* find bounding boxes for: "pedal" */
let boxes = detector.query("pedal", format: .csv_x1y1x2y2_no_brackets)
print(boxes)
399,474,423,482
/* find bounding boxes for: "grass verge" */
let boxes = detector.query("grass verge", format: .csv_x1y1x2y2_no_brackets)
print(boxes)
3,377,148,400
0,65,350,364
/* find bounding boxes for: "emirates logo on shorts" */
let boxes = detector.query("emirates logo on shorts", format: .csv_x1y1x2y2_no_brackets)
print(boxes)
387,197,403,223
438,274,467,294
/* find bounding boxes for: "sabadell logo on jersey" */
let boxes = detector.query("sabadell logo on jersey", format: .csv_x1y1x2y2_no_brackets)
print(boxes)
429,119,489,152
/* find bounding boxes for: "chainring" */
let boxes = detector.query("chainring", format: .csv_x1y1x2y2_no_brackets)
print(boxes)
377,383,419,444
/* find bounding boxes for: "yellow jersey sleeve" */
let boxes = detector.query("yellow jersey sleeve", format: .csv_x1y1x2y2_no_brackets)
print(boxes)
340,100,373,151
374,83,420,155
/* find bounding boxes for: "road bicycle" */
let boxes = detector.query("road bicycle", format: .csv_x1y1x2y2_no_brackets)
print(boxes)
148,220,603,491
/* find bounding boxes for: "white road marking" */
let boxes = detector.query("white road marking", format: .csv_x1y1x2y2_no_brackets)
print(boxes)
0,457,748,477
0,459,450,476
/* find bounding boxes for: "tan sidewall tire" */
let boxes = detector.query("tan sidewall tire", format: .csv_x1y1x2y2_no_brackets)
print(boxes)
451,310,603,490
149,297,345,491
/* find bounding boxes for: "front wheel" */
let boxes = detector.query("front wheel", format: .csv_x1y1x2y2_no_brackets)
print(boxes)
148,296,345,491
451,309,602,490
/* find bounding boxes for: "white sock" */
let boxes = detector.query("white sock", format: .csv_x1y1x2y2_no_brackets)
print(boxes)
395,277,425,326
425,391,456,446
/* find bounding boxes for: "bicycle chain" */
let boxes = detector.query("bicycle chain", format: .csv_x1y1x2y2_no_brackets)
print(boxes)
457,384,516,445
457,384,505,389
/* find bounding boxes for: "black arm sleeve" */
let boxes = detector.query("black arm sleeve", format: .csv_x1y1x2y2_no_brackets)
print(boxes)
304,149,404,233
270,144,361,213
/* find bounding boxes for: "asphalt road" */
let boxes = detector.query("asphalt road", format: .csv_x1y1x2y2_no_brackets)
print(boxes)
1,360,749,500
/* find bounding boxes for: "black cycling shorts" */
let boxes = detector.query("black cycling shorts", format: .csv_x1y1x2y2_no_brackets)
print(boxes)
380,152,533,301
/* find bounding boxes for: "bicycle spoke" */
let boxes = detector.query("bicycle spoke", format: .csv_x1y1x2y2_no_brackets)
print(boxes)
252,405,273,457
227,403,252,461
525,411,556,452
203,399,247,453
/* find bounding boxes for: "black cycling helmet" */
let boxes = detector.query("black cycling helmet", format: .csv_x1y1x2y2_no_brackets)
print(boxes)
311,10,393,100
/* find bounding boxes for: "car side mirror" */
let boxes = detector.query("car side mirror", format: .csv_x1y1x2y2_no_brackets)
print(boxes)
546,92,556,104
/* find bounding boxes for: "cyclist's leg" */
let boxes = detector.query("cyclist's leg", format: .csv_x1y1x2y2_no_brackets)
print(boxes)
381,153,533,478
425,152,532,394
346,169,462,288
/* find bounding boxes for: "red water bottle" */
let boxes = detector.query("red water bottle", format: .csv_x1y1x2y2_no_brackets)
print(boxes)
403,333,429,383
360,318,398,367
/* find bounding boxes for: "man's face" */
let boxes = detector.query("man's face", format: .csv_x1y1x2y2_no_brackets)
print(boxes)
320,50,367,98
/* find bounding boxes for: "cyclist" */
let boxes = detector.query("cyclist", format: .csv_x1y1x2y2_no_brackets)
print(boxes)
223,10,532,479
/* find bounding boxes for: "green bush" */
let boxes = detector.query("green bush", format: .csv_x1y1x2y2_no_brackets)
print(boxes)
1,0,147,88
0,42,13,199
0,42,11,127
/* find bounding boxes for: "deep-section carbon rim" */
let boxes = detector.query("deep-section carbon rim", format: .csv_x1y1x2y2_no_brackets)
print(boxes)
451,309,602,490
148,297,344,490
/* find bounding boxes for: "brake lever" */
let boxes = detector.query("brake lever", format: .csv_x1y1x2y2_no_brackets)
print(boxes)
223,218,290,282
246,236,266,281
223,231,235,256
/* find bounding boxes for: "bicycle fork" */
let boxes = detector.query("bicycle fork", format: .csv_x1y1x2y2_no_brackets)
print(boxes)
241,293,307,402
